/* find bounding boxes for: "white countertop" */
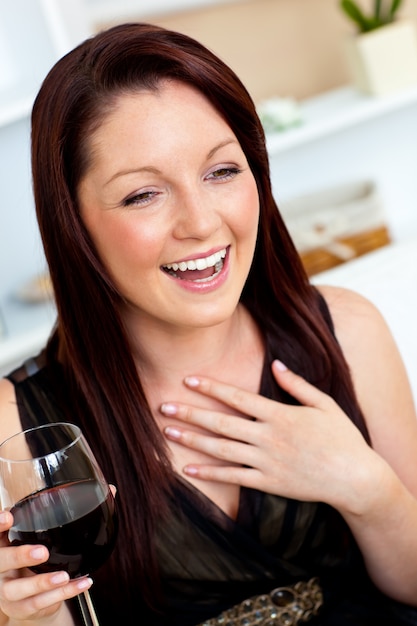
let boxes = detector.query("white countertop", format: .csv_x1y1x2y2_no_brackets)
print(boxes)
312,237,417,402
0,297,55,376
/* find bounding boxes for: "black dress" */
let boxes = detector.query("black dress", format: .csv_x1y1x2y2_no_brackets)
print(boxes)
5,355,417,625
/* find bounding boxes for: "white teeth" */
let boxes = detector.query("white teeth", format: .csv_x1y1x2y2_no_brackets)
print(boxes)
163,248,227,272
194,260,223,282
196,258,207,270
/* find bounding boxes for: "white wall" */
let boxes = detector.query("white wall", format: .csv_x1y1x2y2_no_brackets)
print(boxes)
0,118,46,300
0,0,92,302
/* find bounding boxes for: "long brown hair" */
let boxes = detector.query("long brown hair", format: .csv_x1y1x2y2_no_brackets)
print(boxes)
31,22,367,608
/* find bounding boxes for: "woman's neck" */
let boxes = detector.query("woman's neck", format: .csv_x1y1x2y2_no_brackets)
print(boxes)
124,304,263,390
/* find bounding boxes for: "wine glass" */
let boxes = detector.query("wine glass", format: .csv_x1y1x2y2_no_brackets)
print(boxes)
0,422,118,626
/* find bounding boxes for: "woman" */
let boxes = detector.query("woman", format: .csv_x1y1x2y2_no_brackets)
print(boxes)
0,22,416,626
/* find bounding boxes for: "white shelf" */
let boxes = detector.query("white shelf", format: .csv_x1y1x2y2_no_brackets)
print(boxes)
266,84,417,155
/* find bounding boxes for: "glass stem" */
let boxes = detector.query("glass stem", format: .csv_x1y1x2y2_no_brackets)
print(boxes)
78,589,100,626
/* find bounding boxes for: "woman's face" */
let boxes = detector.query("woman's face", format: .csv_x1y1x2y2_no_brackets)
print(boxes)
78,81,260,334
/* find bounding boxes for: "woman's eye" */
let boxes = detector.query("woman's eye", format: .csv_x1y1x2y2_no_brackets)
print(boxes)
207,167,242,181
123,190,158,207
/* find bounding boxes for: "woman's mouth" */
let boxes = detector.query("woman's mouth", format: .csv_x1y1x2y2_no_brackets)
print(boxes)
161,248,227,283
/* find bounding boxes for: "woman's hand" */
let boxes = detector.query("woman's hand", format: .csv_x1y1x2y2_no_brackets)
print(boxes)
160,360,387,514
0,510,90,625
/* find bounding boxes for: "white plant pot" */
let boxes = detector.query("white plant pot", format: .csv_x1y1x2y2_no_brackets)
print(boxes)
345,19,417,96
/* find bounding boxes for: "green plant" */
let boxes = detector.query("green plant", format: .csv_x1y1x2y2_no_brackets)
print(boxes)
340,0,404,32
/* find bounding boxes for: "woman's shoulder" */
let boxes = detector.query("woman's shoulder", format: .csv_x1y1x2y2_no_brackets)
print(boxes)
0,354,52,444
316,284,417,482
316,282,412,385
0,377,22,445
315,283,406,386
316,283,383,318
315,284,391,345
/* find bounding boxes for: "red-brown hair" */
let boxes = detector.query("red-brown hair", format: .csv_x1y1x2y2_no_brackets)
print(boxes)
31,22,367,610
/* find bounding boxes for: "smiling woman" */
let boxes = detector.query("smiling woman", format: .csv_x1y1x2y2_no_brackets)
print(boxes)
0,21,417,626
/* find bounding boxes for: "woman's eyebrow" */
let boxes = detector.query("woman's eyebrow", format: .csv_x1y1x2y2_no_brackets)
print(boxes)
206,138,239,160
104,165,161,187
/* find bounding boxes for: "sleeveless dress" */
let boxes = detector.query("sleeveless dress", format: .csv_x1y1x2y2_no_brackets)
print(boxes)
5,350,417,625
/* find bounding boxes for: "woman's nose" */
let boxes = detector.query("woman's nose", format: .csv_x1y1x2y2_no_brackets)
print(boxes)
172,191,222,240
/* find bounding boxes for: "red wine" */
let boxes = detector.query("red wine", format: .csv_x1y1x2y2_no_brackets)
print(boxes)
9,479,117,578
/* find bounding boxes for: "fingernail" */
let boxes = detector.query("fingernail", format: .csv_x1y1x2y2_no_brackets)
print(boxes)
184,376,200,388
50,571,70,585
77,577,93,590
0,511,10,525
273,359,288,372
30,546,47,560
164,426,182,439
184,465,198,476
160,403,178,415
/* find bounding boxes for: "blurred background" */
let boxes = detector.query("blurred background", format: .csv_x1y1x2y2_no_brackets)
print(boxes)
1,0,417,393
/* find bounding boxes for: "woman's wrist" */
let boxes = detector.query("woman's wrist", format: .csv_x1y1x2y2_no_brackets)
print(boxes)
336,450,398,520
